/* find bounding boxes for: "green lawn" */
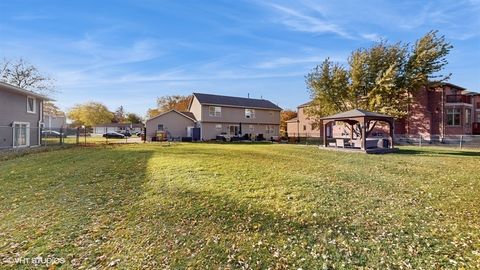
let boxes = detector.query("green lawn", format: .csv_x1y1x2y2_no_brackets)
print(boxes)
0,144,479,269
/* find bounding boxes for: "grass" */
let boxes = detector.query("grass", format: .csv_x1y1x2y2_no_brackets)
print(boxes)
0,143,479,269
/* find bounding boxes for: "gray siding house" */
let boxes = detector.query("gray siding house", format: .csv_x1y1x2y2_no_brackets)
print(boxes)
0,82,51,149
145,93,281,141
145,110,196,141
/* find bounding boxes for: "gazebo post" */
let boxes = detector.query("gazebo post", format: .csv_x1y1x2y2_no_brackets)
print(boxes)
361,119,367,150
350,124,354,144
389,120,394,149
323,121,328,147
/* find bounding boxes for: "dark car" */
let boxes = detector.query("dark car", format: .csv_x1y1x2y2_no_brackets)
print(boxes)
102,132,126,139
119,130,132,137
42,130,66,138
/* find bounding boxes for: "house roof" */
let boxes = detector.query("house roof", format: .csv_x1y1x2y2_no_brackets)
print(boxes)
0,81,53,101
321,109,392,120
297,101,313,108
178,111,196,121
429,82,466,91
94,123,144,128
192,92,282,110
146,109,197,122
286,117,298,123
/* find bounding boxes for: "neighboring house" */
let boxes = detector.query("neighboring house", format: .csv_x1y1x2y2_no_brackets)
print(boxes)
43,113,67,130
399,83,480,139
145,92,282,141
0,82,51,149
93,123,143,135
288,82,480,140
145,110,196,140
286,101,321,138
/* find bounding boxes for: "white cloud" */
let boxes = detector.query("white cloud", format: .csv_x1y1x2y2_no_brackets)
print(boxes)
360,33,383,42
266,3,352,38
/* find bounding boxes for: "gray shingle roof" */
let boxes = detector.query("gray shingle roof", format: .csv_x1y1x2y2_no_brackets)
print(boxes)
297,101,313,108
321,109,392,120
193,93,282,110
178,111,196,121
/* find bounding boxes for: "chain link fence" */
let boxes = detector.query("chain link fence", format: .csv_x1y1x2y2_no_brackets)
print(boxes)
0,126,144,151
286,132,480,149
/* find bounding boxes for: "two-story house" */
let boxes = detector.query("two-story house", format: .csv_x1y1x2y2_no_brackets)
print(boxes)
0,82,51,149
286,101,321,138
145,92,282,141
287,82,480,141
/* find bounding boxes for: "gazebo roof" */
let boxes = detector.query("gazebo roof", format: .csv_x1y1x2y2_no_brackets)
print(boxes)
320,109,392,120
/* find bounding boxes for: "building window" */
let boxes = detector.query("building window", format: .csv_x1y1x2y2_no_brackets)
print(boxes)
465,108,472,126
27,96,36,113
249,125,254,131
215,124,222,131
303,125,306,131
266,125,274,134
446,108,461,126
245,109,255,119
157,124,164,131
209,106,221,117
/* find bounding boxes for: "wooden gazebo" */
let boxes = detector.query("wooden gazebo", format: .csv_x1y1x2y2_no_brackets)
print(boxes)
320,109,397,153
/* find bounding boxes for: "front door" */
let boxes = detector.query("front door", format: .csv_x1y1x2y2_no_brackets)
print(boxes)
229,125,239,136
13,122,30,147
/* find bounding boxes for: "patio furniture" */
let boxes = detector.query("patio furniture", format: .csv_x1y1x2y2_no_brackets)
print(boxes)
336,138,351,148
320,109,396,153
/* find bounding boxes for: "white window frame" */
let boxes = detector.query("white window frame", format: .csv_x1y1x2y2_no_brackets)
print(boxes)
12,121,30,148
209,106,221,117
215,124,222,131
446,108,461,126
157,124,164,131
465,108,472,126
249,125,254,132
27,96,36,114
245,109,255,119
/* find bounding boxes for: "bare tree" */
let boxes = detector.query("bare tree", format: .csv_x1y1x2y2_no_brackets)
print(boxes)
0,58,56,95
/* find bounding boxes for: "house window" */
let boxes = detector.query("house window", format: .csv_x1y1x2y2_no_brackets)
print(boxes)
209,106,221,117
303,125,307,131
215,124,222,131
157,124,164,131
27,96,36,113
446,108,461,126
465,108,472,126
266,125,274,134
249,125,254,131
245,109,255,119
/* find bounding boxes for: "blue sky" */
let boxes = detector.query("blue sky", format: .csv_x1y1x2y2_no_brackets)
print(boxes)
1,0,479,116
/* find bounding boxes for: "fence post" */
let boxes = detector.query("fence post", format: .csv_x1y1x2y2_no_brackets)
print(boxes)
460,135,463,149
76,127,80,145
59,126,64,145
41,125,45,147
419,135,422,147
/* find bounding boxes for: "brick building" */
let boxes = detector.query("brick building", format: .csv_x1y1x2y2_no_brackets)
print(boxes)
287,83,480,140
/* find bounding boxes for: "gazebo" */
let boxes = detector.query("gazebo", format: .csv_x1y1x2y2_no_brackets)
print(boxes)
320,109,397,154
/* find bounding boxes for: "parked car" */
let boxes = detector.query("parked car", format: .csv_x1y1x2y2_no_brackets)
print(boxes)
102,132,126,138
42,130,66,138
119,130,132,137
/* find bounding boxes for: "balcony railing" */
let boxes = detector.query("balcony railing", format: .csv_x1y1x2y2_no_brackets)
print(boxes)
446,95,472,104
